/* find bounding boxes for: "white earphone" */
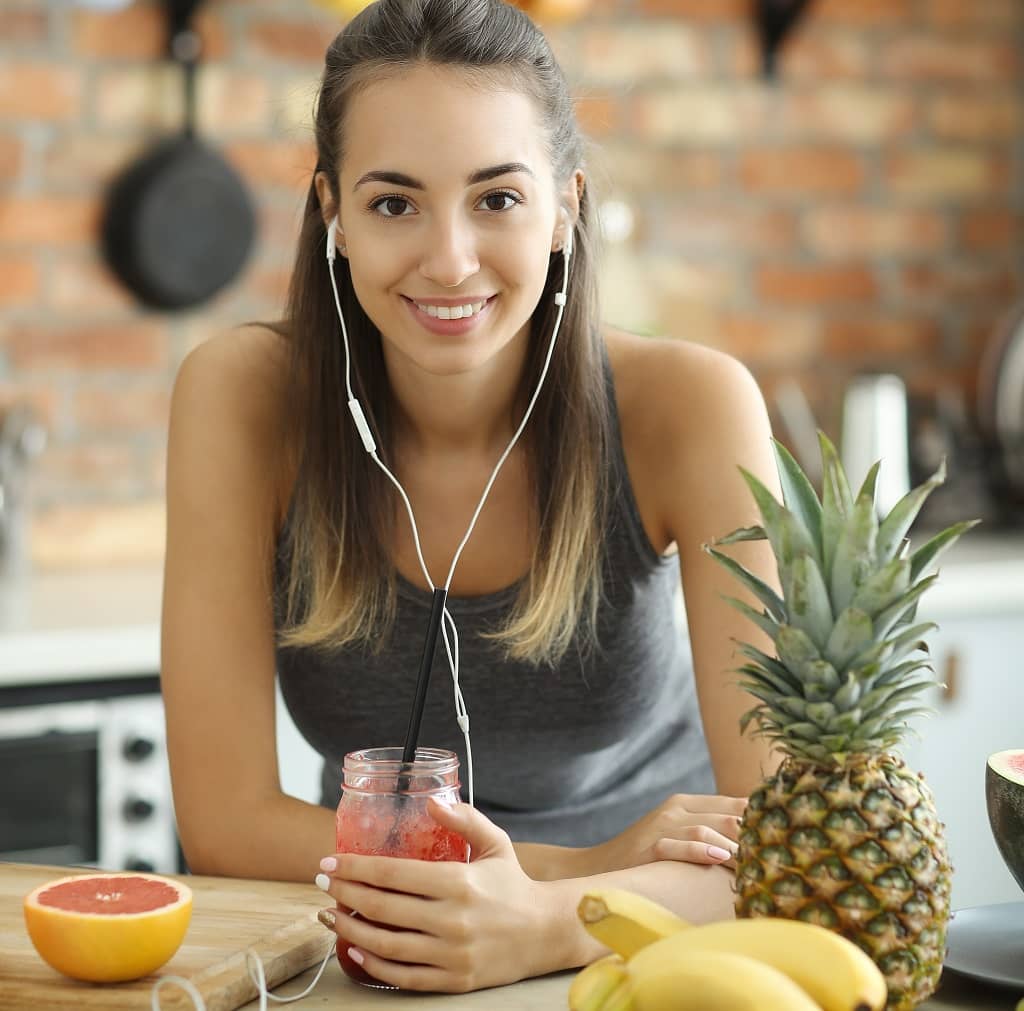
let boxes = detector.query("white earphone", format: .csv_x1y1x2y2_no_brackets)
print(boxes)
323,208,574,810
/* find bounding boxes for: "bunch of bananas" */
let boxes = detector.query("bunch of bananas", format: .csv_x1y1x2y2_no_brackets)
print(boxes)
569,888,888,1011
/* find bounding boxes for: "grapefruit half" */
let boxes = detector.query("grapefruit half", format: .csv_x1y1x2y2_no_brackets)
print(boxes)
23,872,192,982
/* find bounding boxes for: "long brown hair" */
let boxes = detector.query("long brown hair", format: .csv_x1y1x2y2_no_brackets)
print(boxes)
277,0,612,666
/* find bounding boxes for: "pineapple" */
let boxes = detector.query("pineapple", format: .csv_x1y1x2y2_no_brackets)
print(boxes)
705,432,978,1011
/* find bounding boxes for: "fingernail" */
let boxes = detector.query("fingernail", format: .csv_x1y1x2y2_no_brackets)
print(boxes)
315,873,332,891
320,856,338,872
707,845,731,860
317,908,337,930
347,946,365,966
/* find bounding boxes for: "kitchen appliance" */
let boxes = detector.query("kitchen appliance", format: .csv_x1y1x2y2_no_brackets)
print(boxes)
100,0,255,310
0,675,180,873
978,299,1024,508
840,373,911,516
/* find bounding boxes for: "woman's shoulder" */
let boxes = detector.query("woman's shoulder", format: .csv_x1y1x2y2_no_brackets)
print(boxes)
604,326,766,445
169,323,296,521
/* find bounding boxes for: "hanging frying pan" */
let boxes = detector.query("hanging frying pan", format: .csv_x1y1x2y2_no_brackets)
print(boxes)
101,0,255,310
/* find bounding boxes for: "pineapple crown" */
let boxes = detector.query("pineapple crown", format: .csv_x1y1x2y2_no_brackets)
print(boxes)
704,431,979,767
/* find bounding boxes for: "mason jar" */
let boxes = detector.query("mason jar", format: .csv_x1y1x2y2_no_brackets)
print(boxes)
334,747,469,988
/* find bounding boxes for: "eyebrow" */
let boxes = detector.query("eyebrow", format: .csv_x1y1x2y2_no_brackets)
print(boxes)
353,162,535,191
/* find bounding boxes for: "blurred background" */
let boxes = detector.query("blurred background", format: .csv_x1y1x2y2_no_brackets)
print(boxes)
1,0,1022,907
1,0,1023,567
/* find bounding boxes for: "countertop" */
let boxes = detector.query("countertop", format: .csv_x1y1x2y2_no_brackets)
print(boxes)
3,531,1024,687
245,959,1021,1010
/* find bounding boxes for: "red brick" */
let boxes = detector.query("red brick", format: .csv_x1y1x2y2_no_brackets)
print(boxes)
730,28,871,80
927,93,1024,142
42,135,141,191
927,0,1024,28
634,87,768,143
600,146,722,194
757,265,877,305
813,0,915,25
73,386,172,433
0,253,40,307
885,149,1004,201
961,211,1024,251
247,18,339,64
574,94,624,137
49,254,138,313
739,149,865,195
879,37,1020,83
653,205,796,253
224,139,317,191
0,135,23,183
803,207,947,257
634,0,746,19
0,8,50,45
716,313,821,368
579,24,708,82
0,196,98,246
5,323,167,372
897,264,1019,307
780,88,916,142
0,64,81,121
72,4,227,61
822,318,941,357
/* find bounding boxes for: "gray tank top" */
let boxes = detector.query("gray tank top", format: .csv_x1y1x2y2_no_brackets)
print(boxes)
274,374,714,847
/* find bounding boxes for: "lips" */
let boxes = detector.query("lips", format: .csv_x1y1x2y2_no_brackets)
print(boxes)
402,294,495,336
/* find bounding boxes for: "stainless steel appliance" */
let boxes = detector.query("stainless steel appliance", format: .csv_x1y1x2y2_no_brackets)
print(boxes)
0,676,180,873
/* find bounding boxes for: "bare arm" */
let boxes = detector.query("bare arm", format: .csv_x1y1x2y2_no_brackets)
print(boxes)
663,348,783,795
162,327,335,881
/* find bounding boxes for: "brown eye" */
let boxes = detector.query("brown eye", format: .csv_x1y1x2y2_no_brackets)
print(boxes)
372,196,412,217
481,192,518,212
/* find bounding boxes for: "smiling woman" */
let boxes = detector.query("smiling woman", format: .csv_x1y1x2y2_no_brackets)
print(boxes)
160,0,784,996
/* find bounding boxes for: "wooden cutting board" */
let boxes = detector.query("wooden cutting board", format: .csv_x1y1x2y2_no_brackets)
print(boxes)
0,862,335,1011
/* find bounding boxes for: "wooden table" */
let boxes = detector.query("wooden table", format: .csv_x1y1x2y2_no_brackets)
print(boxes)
243,956,1022,1010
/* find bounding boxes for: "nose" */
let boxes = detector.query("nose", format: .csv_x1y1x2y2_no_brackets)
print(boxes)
418,212,479,288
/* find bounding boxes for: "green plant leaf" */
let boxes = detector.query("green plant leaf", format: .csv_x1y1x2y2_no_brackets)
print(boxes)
909,520,981,582
715,525,768,545
723,596,778,639
825,607,874,671
739,466,821,576
703,545,787,623
819,431,852,585
783,553,834,650
873,574,939,641
830,491,879,614
856,460,882,510
772,438,823,560
850,557,911,618
876,459,947,562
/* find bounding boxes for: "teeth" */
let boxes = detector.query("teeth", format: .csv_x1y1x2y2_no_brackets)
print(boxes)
415,300,486,320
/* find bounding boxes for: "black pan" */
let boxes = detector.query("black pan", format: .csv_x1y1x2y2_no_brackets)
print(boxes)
100,0,255,310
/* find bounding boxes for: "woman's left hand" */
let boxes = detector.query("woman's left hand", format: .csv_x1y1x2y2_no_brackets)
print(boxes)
315,800,561,992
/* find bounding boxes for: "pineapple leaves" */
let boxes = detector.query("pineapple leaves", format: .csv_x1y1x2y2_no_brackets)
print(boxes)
723,596,777,639
909,520,981,582
876,459,947,562
824,607,873,671
783,553,833,650
715,525,767,545
856,460,882,508
739,466,821,578
776,623,821,668
873,573,939,641
771,438,823,560
703,546,787,623
819,431,852,585
850,557,911,616
830,489,878,614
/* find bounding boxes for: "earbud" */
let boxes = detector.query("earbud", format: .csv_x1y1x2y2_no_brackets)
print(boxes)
326,216,338,263
563,223,573,260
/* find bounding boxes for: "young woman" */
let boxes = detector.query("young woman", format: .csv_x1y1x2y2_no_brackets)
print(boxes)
161,0,782,993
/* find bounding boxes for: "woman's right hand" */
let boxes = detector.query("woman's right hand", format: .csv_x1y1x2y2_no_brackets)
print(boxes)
581,793,746,875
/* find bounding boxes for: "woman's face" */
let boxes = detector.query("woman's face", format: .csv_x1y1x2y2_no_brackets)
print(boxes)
321,64,572,379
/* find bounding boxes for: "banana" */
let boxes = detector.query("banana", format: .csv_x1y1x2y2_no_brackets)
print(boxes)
567,954,630,1011
576,888,690,959
631,917,886,1011
626,948,823,1011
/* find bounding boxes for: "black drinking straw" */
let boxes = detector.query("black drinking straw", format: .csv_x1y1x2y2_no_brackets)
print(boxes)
386,587,448,845
402,587,448,765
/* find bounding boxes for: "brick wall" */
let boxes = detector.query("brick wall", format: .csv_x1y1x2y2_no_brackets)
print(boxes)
1,0,1022,567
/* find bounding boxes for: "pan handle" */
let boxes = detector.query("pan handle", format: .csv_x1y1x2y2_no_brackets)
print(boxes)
163,0,206,136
